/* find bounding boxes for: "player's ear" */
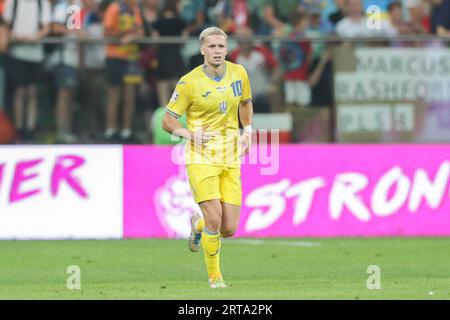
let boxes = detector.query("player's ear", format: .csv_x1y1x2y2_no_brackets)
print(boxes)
200,45,205,56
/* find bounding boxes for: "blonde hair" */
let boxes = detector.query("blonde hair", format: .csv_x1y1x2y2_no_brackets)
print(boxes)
199,27,228,45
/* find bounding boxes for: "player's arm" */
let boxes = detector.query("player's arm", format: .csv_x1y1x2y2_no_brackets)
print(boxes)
162,113,192,141
239,65,253,128
162,80,215,146
162,79,193,142
162,113,216,146
239,66,254,156
239,99,254,156
239,99,253,128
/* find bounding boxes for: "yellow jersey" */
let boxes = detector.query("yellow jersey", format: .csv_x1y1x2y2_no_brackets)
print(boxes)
166,60,252,167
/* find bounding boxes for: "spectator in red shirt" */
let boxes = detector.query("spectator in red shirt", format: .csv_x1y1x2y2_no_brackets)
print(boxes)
229,26,282,113
278,11,312,109
406,0,430,34
214,0,250,34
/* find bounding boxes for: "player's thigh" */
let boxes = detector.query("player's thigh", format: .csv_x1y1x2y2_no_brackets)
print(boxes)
220,167,242,206
187,164,224,230
219,166,242,237
186,164,223,205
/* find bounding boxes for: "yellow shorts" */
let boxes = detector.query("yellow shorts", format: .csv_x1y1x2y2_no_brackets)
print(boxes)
186,164,242,206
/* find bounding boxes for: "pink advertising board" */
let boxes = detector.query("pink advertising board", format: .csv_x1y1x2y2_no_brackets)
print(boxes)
0,146,123,239
123,145,450,238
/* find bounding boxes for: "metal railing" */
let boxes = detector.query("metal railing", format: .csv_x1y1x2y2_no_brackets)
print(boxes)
12,34,450,44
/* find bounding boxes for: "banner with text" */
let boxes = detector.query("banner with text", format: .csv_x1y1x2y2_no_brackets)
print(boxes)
0,146,123,239
334,47,450,142
123,145,450,238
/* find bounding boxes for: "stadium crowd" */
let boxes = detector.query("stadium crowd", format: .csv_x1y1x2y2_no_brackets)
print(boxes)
0,0,449,144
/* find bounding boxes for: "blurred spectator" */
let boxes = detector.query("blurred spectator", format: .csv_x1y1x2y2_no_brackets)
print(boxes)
262,0,303,35
213,0,250,34
152,0,188,106
407,0,430,33
139,0,159,35
431,0,450,35
400,0,431,34
179,0,206,35
279,11,312,109
373,1,413,36
387,1,411,35
150,105,187,144
79,0,110,142
305,1,329,59
0,14,14,144
335,0,370,37
328,0,345,27
308,45,333,107
308,0,332,31
230,26,282,113
0,13,7,111
138,0,159,91
103,0,144,143
303,1,333,107
189,50,203,69
0,110,16,143
3,0,51,142
138,0,160,141
244,0,266,32
391,1,429,35
429,0,440,33
48,0,82,144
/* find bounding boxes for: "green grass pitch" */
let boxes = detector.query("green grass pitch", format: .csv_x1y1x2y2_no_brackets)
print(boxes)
0,238,449,299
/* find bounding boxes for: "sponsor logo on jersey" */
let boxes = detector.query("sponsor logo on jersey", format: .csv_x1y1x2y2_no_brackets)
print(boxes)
202,91,212,97
170,90,179,102
216,86,227,94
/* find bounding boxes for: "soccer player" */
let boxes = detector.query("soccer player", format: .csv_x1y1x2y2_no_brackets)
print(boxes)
162,27,253,288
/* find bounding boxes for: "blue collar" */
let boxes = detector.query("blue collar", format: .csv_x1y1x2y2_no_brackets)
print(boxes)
202,64,226,82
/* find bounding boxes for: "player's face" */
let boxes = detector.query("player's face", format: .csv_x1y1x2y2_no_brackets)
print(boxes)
201,35,228,67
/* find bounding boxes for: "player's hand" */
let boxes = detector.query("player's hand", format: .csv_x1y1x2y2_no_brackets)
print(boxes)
240,128,252,157
191,125,218,147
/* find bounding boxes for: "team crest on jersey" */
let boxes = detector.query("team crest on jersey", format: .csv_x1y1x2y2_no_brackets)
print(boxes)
219,101,227,113
216,86,227,94
170,90,179,102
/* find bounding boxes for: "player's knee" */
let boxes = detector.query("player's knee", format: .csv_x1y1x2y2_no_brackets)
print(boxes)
220,228,236,238
205,217,221,233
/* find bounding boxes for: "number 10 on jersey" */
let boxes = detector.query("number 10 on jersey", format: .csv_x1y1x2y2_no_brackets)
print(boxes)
231,80,242,97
